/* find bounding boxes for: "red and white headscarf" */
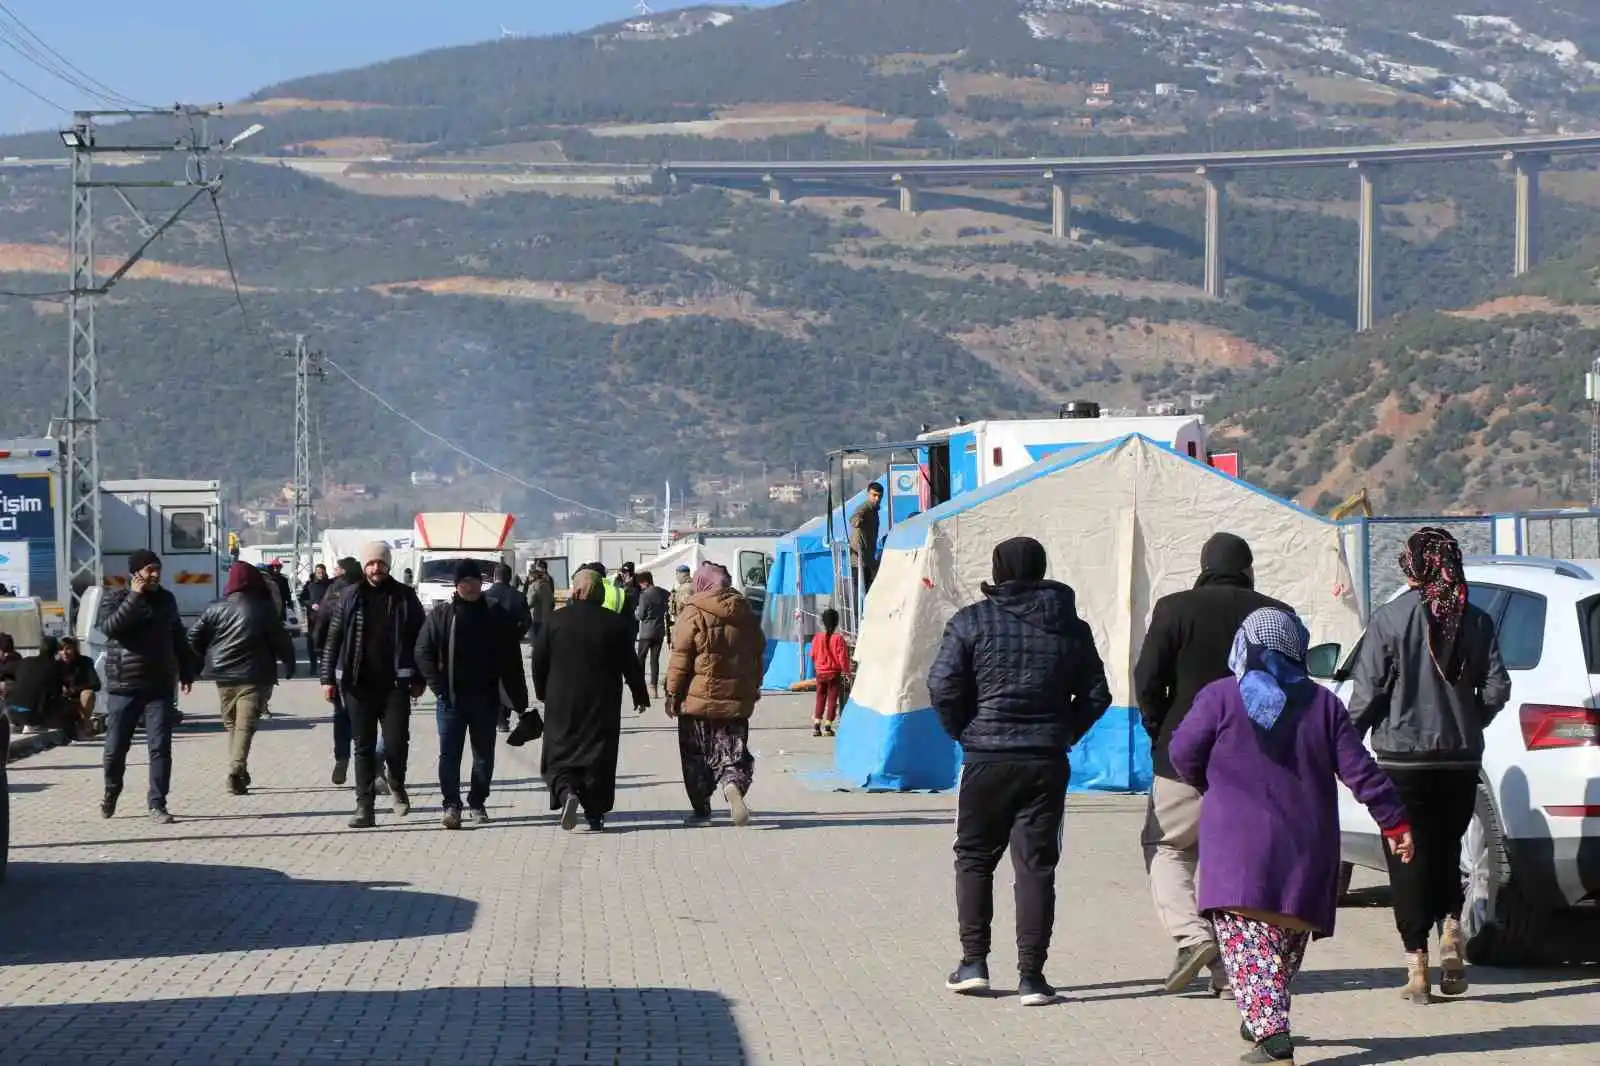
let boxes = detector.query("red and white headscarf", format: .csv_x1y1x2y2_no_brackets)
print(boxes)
1399,526,1466,682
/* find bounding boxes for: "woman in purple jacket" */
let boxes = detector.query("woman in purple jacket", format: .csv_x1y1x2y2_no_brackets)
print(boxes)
1170,607,1414,1063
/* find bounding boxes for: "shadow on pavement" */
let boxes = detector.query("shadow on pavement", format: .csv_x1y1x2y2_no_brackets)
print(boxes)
1299,1024,1600,1066
0,861,475,966
0,984,748,1066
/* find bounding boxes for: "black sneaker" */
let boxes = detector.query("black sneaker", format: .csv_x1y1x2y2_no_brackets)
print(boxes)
945,959,990,995
467,807,490,825
227,771,248,796
1164,942,1220,994
148,806,176,825
442,805,463,830
1017,973,1058,1006
559,794,581,832
1240,1032,1294,1063
348,808,376,829
99,788,120,819
585,816,606,832
823,724,836,737
813,723,822,737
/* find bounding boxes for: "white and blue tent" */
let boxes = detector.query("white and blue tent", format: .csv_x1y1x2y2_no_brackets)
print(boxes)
760,489,868,691
833,435,1364,792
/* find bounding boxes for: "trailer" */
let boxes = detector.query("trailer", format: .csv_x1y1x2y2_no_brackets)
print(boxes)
554,532,665,580
100,479,227,624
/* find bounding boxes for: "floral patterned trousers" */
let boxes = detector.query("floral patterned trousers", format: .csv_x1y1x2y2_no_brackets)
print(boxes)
1213,911,1311,1040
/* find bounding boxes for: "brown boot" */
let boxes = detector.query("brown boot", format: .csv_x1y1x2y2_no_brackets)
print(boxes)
1402,950,1433,1004
1438,918,1468,996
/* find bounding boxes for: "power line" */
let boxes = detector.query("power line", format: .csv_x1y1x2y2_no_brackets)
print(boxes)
320,354,630,521
0,63,64,112
208,186,249,319
0,4,145,108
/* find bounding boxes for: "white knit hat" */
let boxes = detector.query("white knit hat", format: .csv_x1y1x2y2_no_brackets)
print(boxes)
359,540,392,568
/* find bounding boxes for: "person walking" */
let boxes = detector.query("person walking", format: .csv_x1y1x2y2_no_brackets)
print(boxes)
483,562,534,731
668,564,693,645
634,570,670,698
519,569,649,832
320,541,426,829
415,560,530,829
809,607,850,737
1133,532,1291,996
849,482,884,600
97,549,197,823
314,557,384,788
299,563,332,671
1346,526,1509,1002
664,562,765,827
1169,607,1415,1062
264,561,292,624
927,536,1112,1006
188,562,296,795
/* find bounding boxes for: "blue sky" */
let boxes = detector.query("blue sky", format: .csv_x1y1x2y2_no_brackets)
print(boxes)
0,1,783,133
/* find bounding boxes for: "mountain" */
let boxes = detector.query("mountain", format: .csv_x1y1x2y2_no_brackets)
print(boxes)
0,0,1598,527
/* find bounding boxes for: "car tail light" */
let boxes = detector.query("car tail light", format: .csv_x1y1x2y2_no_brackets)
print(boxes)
1519,704,1600,750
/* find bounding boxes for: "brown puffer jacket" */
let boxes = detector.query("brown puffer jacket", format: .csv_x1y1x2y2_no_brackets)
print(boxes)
666,588,765,719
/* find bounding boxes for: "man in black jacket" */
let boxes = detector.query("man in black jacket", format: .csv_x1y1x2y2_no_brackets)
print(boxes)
189,562,296,795
927,536,1112,1007
1132,532,1291,995
320,541,426,828
634,570,670,698
97,549,197,823
299,563,332,670
483,562,534,732
415,560,530,829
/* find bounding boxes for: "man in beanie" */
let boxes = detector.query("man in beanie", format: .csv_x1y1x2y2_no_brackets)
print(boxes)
415,560,529,828
97,549,198,823
927,536,1111,1006
320,540,426,828
1133,532,1291,995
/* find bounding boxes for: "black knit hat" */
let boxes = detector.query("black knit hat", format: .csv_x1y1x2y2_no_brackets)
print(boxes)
128,548,161,574
453,559,482,584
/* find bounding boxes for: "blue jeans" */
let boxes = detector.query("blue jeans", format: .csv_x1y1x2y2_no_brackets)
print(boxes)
436,693,498,810
104,691,174,809
332,691,385,763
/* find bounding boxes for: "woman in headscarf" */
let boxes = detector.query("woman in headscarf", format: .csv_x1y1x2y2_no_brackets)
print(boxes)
664,562,765,826
1170,607,1414,1063
1346,527,1509,1002
523,568,650,832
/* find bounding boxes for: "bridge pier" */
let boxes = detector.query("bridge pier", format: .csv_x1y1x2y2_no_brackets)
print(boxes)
764,175,796,205
1198,167,1228,299
894,174,921,214
1047,174,1071,240
1353,161,1381,333
1510,152,1546,276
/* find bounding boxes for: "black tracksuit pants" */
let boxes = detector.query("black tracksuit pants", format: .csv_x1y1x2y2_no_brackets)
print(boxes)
1383,765,1480,952
345,686,411,806
953,757,1068,975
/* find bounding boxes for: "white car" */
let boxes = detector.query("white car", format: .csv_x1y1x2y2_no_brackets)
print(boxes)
1308,556,1600,965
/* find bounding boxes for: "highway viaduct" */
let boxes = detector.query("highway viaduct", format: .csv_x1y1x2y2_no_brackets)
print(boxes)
663,133,1600,332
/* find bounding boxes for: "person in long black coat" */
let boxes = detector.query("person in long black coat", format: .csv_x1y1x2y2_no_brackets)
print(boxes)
527,569,650,831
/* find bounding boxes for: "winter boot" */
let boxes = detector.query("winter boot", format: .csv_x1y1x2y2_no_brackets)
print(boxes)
99,786,121,819
1401,950,1433,1004
349,803,376,829
1438,918,1468,996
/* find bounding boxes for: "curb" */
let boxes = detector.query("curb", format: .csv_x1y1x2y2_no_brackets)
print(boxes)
5,728,70,763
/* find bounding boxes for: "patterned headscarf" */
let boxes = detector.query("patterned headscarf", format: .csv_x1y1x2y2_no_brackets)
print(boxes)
569,569,604,603
1399,526,1466,682
693,561,732,595
1228,607,1311,731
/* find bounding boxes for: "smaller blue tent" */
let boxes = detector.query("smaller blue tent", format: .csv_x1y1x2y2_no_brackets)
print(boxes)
760,490,868,691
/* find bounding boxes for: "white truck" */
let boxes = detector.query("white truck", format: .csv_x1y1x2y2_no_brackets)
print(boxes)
412,512,517,610
555,532,667,578
319,528,415,579
100,479,227,625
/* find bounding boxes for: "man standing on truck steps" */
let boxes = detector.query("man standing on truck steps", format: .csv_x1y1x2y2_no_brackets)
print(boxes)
97,549,198,824
320,541,426,829
415,560,530,828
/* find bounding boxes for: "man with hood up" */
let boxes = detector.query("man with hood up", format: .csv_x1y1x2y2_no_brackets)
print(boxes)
1133,532,1291,997
928,536,1111,1007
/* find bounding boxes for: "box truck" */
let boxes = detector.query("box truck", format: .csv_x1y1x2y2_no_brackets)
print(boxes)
412,512,517,610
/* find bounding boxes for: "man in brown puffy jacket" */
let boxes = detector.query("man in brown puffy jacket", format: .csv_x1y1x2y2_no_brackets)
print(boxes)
664,561,765,826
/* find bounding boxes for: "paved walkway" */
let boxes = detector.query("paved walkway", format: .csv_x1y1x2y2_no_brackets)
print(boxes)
1,678,1597,1065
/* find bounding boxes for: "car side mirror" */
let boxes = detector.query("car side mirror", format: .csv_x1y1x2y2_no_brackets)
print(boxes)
1305,643,1342,680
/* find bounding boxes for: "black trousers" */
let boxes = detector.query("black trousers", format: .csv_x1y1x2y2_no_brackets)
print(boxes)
953,758,1068,975
345,686,411,806
636,635,664,689
1383,765,1480,952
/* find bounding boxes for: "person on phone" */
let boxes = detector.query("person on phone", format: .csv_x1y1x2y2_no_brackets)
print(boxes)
97,549,197,823
319,541,426,829
1169,607,1414,1062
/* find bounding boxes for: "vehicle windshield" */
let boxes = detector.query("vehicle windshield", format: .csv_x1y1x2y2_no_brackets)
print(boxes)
419,558,484,583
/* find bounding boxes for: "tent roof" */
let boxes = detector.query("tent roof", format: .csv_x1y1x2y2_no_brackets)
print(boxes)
781,488,870,553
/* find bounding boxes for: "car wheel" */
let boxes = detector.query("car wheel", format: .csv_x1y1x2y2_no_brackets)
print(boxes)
1336,861,1354,903
1460,782,1547,966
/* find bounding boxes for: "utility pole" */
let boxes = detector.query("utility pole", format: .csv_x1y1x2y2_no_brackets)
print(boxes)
288,336,325,585
61,104,239,622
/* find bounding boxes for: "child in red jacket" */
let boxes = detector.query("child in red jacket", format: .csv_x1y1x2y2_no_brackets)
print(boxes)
810,608,851,737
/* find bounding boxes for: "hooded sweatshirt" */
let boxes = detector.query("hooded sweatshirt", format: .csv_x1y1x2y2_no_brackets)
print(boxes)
927,579,1112,762
664,587,765,719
